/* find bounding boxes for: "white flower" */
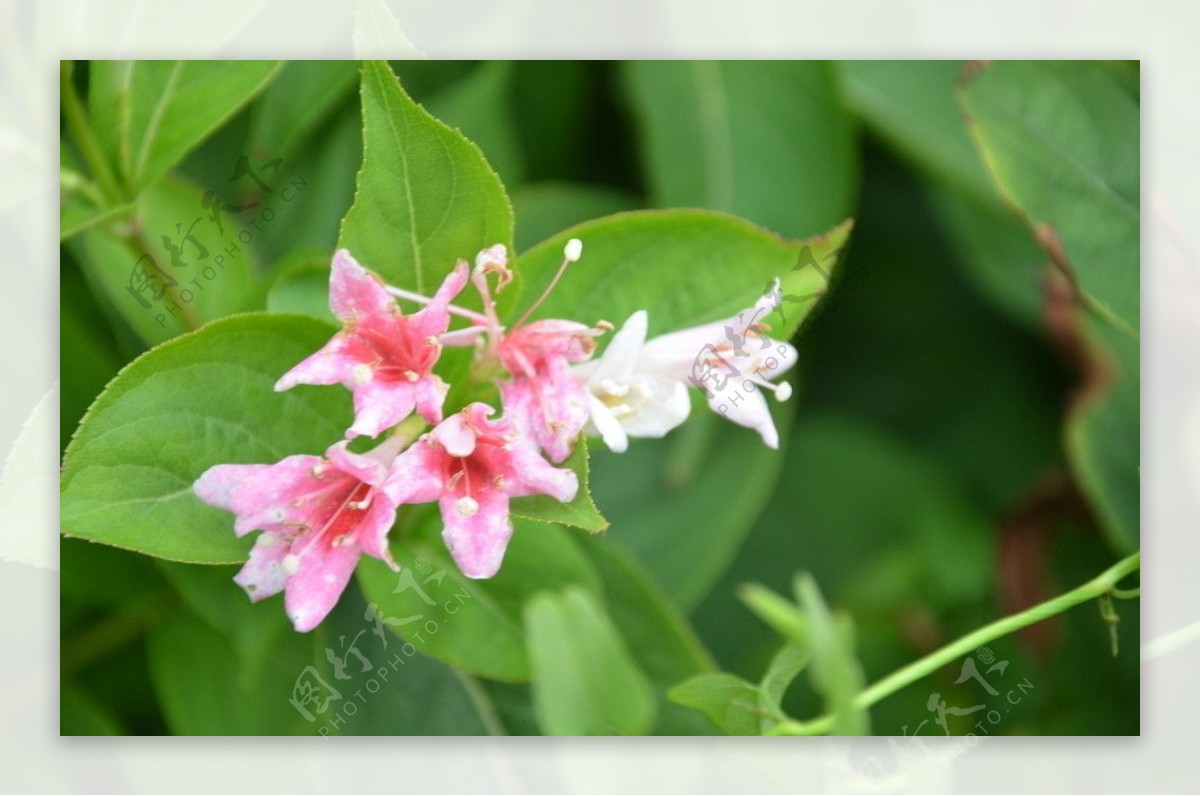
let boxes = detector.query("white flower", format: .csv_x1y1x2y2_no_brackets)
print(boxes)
573,310,691,453
576,286,798,452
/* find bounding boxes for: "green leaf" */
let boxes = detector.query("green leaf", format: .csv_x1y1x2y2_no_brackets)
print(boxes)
515,210,852,341
574,534,717,734
959,60,1139,333
510,437,607,532
89,60,282,193
590,404,795,610
839,60,994,201
338,60,513,295
355,518,602,681
60,313,352,564
512,182,639,253
667,674,764,736
1066,312,1139,552
759,642,811,709
524,587,656,735
623,61,858,238
72,174,258,346
61,683,124,735
247,60,360,164
793,574,868,735
423,61,525,185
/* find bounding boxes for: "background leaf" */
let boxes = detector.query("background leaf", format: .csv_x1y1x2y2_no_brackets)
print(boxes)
88,60,282,193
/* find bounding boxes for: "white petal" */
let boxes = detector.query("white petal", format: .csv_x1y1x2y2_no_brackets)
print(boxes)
590,310,648,384
620,378,691,438
585,393,629,453
704,385,779,449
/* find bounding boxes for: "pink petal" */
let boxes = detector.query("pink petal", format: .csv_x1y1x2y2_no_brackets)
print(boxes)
412,260,469,337
381,438,446,506
430,410,477,457
348,380,418,439
412,374,448,425
502,442,579,502
233,531,292,602
227,455,326,537
354,492,402,571
274,332,374,391
194,463,270,511
329,249,395,322
324,440,389,486
502,362,589,463
282,531,363,632
439,488,513,579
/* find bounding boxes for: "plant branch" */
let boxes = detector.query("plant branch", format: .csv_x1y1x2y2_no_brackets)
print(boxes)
772,552,1141,735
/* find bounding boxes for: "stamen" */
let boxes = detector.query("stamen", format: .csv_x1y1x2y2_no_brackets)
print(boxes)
512,238,584,330
745,374,792,401
456,496,479,517
384,284,490,324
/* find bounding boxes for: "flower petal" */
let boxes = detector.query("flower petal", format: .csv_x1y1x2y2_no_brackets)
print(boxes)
227,454,326,537
502,442,579,502
430,410,477,457
329,249,395,322
348,380,417,439
619,377,692,439
233,531,291,602
705,387,779,448
412,260,469,337
585,393,629,453
589,309,647,384
274,332,373,391
439,488,513,579
353,493,402,571
412,374,448,425
383,439,447,506
324,440,389,486
194,463,270,511
282,531,362,632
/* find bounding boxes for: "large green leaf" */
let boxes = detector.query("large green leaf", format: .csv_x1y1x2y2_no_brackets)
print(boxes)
60,313,352,564
355,518,602,682
623,61,857,239
514,210,852,340
423,60,525,185
73,174,257,346
88,60,282,194
524,587,656,735
959,60,1139,333
338,60,513,295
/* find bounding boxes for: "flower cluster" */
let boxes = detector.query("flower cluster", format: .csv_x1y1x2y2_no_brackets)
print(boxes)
195,242,796,631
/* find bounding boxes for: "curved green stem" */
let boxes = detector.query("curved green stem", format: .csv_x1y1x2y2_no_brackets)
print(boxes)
773,552,1140,735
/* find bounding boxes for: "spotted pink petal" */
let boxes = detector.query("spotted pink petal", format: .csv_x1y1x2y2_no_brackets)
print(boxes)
439,487,512,579
348,379,418,439
274,332,376,392
502,441,579,502
282,532,363,632
194,463,270,512
329,249,394,322
234,531,292,602
412,260,470,337
500,359,589,463
382,439,447,506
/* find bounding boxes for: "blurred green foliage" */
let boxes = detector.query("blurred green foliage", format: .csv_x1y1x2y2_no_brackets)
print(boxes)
59,60,1138,735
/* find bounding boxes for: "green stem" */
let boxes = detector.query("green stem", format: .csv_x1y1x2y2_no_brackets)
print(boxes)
60,61,125,203
773,552,1141,735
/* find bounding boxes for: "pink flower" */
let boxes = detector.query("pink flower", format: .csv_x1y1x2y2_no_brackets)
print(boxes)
497,320,595,463
387,403,579,578
275,249,468,439
194,437,407,632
